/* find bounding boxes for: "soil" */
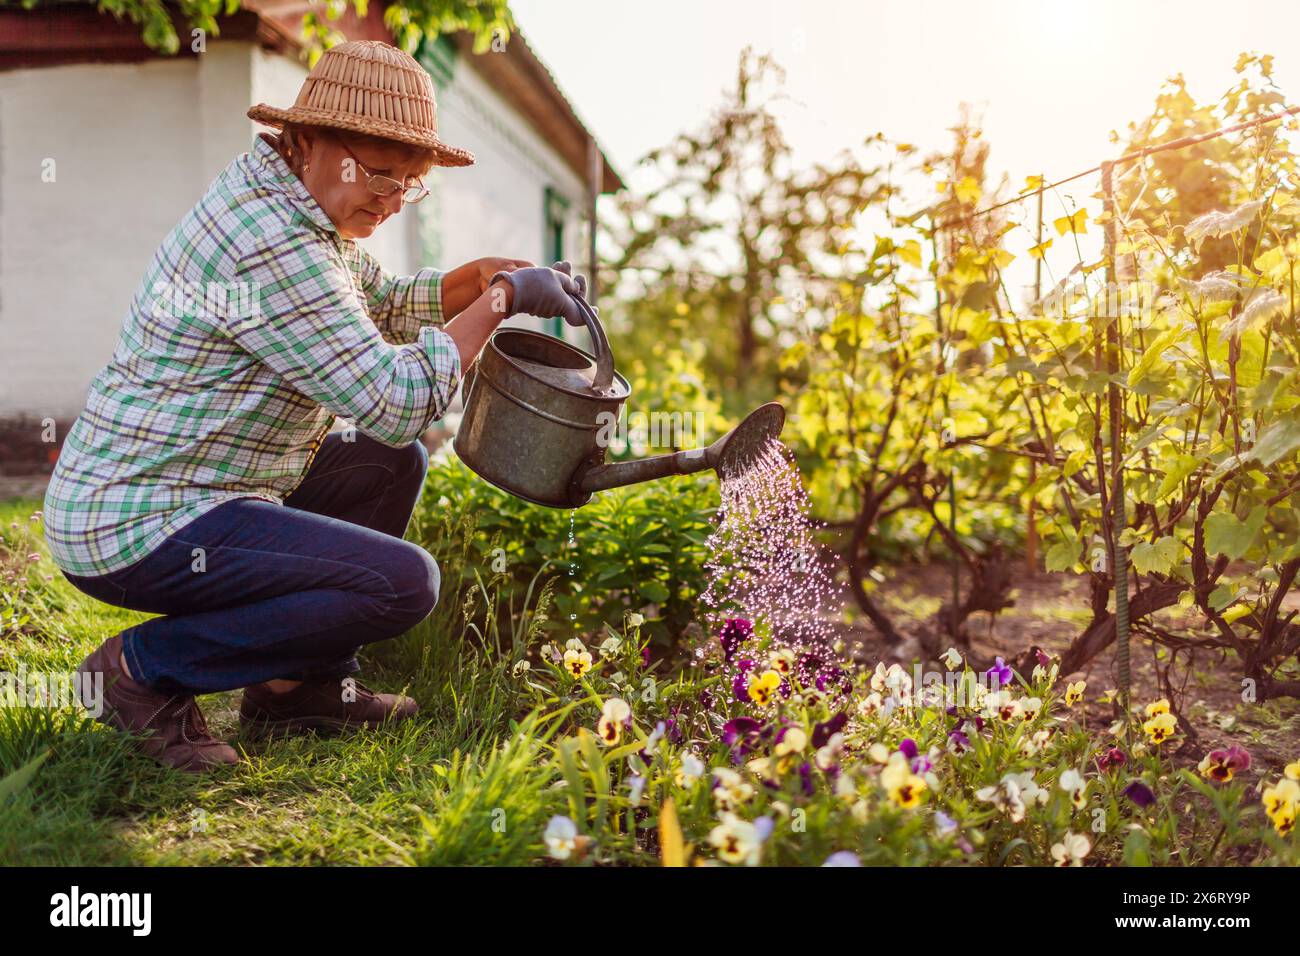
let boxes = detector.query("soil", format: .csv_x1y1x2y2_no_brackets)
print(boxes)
829,559,1300,778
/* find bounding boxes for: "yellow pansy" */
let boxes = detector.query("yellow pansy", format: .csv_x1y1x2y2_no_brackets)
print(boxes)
1262,778,1300,836
1144,698,1170,718
774,726,807,757
747,669,781,706
1143,711,1177,745
769,649,795,675
596,697,630,746
881,754,927,808
564,647,592,679
1064,681,1086,706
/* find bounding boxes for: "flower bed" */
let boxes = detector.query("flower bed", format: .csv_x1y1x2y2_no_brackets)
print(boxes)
515,615,1299,866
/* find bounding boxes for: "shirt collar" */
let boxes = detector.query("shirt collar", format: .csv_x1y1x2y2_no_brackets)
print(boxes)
251,132,339,236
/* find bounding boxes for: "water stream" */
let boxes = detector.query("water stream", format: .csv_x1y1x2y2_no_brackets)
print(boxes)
701,437,847,697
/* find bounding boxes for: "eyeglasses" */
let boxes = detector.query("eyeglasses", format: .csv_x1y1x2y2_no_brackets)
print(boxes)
340,143,429,204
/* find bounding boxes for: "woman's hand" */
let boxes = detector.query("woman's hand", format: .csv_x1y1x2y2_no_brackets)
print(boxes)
472,257,534,294
443,257,534,318
488,263,592,327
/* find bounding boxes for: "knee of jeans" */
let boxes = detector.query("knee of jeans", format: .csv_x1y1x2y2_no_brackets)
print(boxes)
400,440,430,481
386,542,440,628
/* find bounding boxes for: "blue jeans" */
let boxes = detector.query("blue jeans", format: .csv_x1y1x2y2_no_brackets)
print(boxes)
64,435,439,695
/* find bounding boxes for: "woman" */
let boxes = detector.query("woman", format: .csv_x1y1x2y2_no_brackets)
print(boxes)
45,40,593,773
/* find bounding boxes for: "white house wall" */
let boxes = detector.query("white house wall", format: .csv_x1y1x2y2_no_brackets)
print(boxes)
0,37,596,430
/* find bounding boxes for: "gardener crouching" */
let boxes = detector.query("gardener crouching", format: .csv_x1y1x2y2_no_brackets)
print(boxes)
43,40,592,773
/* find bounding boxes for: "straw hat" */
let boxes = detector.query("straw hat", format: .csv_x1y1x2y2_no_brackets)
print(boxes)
247,40,474,167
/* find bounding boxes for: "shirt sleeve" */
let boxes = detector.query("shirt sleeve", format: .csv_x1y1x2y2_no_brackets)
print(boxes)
340,240,446,345
227,228,461,447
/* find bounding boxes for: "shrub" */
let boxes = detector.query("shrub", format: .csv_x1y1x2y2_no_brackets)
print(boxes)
412,450,720,653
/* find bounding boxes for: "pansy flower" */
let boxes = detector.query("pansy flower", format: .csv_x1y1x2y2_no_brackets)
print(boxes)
712,767,755,812
1142,711,1177,745
1050,832,1091,867
815,732,845,772
769,648,796,675
1144,698,1170,718
823,851,861,867
1064,681,1086,706
1197,745,1251,783
858,692,884,717
675,751,705,787
881,753,927,808
596,697,631,746
1058,768,1087,810
709,812,765,866
719,618,753,663
747,669,782,706
563,644,593,679
722,716,764,759
985,656,1013,690
941,647,963,671
732,659,757,702
544,815,579,860
1262,778,1299,835
1018,728,1052,758
773,726,807,758
1096,747,1126,772
812,711,848,749
834,770,858,803
1122,780,1156,808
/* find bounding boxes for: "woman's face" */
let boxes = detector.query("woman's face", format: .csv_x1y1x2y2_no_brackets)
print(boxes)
295,131,426,240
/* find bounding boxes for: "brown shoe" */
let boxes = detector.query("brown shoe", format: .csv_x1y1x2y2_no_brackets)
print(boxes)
239,676,419,740
76,633,240,773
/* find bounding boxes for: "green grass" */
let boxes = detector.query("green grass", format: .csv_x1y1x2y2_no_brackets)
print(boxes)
0,497,568,866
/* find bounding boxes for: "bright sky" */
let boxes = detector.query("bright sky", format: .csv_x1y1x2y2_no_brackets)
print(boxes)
512,0,1300,305
515,0,1299,187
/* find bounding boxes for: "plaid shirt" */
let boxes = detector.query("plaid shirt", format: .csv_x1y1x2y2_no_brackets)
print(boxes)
44,133,461,577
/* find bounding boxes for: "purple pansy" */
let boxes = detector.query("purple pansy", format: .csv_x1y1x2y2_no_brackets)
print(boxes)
732,658,757,702
719,618,754,663
985,656,1013,689
1096,747,1126,772
812,711,847,749
1123,780,1157,808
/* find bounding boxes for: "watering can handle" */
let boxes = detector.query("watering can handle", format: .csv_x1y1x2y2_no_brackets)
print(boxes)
570,292,615,392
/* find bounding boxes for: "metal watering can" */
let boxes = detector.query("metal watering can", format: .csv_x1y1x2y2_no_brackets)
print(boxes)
453,294,786,508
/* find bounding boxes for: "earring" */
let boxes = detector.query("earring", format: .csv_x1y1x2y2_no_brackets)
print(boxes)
303,161,311,172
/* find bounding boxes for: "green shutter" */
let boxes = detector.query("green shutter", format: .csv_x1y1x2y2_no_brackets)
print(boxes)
543,187,571,338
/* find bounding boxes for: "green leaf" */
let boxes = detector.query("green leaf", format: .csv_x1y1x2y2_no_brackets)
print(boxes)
637,580,671,603
1156,455,1199,500
1122,829,1152,867
1204,512,1257,560
1249,417,1300,467
1045,539,1080,572
1130,536,1180,576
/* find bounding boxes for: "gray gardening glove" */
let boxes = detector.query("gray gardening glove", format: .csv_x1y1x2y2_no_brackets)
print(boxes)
549,260,597,328
488,261,594,328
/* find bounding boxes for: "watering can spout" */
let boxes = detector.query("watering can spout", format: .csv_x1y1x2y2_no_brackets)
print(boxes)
571,402,786,502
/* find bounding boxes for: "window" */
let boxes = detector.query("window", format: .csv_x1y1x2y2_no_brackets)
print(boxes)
543,186,570,337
